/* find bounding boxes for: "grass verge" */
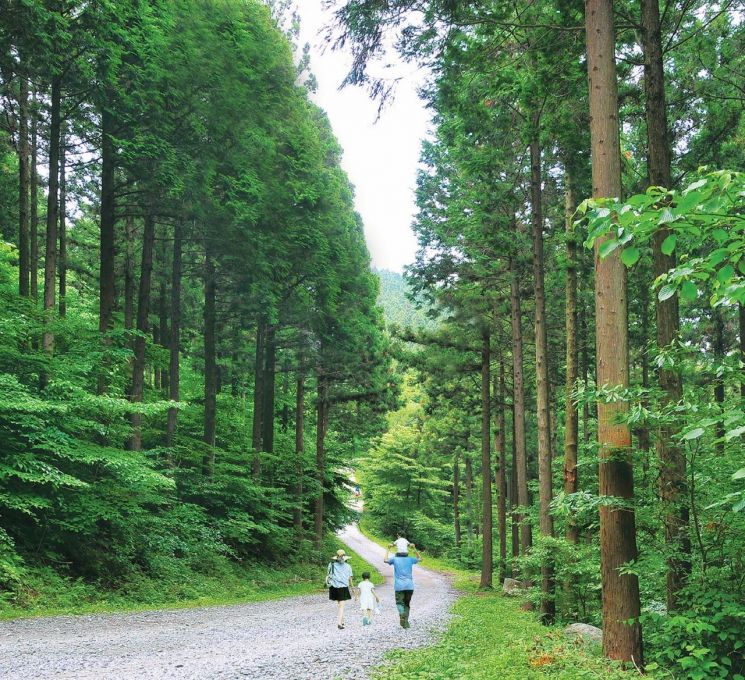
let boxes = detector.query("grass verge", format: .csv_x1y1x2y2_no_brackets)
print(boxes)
359,523,636,680
0,534,381,620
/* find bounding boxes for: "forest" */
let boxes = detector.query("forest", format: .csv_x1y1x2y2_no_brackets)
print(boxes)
0,0,744,679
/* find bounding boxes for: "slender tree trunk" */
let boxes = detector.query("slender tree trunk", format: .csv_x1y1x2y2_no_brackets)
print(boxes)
641,0,689,611
98,106,117,394
480,330,493,588
262,325,276,453
30,91,39,302
18,76,30,297
159,279,169,390
453,452,462,549
58,128,66,317
42,75,62,367
496,355,507,582
166,222,183,447
122,217,135,332
510,405,520,563
294,363,305,537
564,172,580,544
585,0,643,663
129,213,155,451
202,247,217,475
530,130,555,623
314,375,329,549
251,319,265,476
638,279,651,483
510,255,531,553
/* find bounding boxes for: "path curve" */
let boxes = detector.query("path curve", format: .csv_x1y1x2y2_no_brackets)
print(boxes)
0,525,455,680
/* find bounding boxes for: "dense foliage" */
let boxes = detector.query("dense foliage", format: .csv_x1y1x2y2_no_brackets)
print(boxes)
0,0,392,609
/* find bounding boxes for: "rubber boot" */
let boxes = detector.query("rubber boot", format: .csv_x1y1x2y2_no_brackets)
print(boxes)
403,608,410,629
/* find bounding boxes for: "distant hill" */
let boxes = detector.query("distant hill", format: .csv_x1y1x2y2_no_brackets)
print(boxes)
375,269,436,330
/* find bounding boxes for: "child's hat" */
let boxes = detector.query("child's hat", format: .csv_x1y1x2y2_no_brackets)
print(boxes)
333,548,350,561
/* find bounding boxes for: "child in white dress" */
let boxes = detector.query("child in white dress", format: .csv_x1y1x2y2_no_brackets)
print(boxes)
357,571,380,626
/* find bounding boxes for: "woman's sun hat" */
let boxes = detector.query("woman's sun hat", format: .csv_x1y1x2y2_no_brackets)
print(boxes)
333,548,350,561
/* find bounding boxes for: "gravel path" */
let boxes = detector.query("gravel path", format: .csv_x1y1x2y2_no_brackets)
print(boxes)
0,525,456,680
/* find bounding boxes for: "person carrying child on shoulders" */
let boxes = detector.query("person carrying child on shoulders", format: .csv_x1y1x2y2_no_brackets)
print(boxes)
389,532,410,556
384,542,421,629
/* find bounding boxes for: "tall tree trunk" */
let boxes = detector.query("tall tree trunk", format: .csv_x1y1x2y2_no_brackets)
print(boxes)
585,0,643,663
202,247,217,475
641,0,689,611
495,355,507,582
314,375,329,549
480,330,493,588
129,213,155,451
98,106,116,394
453,452,462,549
564,172,580,544
510,404,520,563
58,128,66,317
251,319,265,476
159,279,169,390
530,129,555,623
638,278,651,484
30,91,39,301
262,325,276,453
18,76,30,297
294,363,305,537
166,222,183,447
42,75,62,367
123,217,136,332
510,255,531,553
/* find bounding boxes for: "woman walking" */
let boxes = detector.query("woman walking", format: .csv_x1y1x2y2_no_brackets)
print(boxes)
326,549,355,629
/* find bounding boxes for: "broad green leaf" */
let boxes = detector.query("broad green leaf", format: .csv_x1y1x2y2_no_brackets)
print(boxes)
658,284,677,301
661,234,677,256
621,247,640,267
717,264,735,283
680,281,698,301
682,427,705,440
733,468,745,481
598,239,620,259
659,208,676,224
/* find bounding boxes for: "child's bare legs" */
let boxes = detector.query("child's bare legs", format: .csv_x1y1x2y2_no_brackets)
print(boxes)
337,600,346,627
362,608,373,625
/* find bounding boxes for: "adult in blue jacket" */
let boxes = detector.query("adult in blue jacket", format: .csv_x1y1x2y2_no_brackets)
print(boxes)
384,544,422,628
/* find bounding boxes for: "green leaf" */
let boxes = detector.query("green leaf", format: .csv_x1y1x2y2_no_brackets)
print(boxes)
658,284,677,301
661,234,677,256
682,427,705,440
680,281,698,301
733,498,745,513
598,239,620,259
717,264,735,283
733,468,745,481
659,208,677,224
621,247,640,267
712,229,728,244
725,427,745,441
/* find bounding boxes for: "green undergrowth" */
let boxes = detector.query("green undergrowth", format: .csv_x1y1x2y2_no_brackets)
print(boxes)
0,534,381,620
359,523,636,680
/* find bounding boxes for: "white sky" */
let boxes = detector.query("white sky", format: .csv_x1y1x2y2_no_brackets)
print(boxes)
297,2,428,273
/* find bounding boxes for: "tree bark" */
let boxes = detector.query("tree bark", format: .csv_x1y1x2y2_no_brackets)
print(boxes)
58,128,66,317
166,223,183,447
564,172,580,544
294,363,305,537
251,319,265,477
262,324,276,453
530,129,555,623
510,255,531,553
98,106,117,394
495,355,508,582
42,75,62,365
202,247,217,475
640,0,689,611
480,330,493,588
740,303,745,399
585,0,643,663
464,453,474,544
159,279,169,390
129,213,155,451
453,452,462,549
18,76,30,297
314,375,329,549
510,404,520,563
713,310,725,455
30,91,39,301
